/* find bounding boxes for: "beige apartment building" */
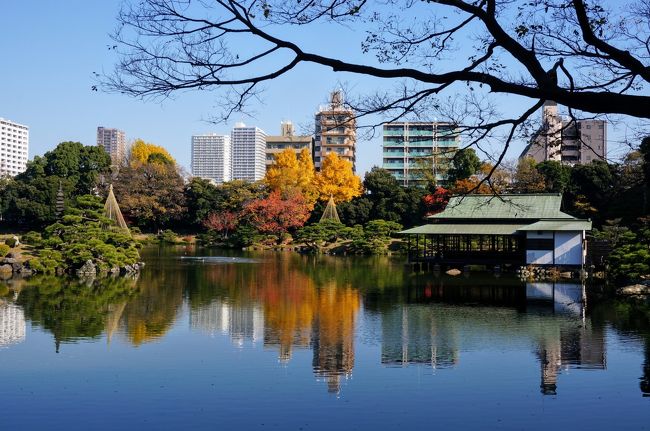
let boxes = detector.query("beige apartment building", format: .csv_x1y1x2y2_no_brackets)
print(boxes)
265,121,313,167
520,102,607,165
314,91,356,171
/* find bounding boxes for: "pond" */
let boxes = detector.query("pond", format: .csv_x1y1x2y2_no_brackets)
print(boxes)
1,246,649,430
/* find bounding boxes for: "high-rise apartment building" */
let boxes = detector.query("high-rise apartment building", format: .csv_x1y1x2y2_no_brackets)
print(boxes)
191,134,232,183
382,122,459,186
0,118,29,177
314,91,356,171
231,122,267,181
265,121,313,167
520,102,607,164
96,127,127,164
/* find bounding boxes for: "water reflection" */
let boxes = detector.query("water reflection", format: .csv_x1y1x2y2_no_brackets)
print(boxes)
186,255,360,393
0,301,26,348
1,247,649,399
9,275,138,351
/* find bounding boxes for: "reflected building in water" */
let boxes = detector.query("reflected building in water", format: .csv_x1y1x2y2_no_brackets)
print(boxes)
535,323,606,395
311,286,359,393
642,341,650,397
380,280,605,395
527,282,606,395
0,302,26,347
381,305,459,368
190,299,264,345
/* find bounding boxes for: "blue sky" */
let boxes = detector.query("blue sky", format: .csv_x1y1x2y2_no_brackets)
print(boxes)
0,1,633,175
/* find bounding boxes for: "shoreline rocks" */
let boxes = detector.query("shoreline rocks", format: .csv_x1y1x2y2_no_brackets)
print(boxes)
0,253,146,280
617,284,650,297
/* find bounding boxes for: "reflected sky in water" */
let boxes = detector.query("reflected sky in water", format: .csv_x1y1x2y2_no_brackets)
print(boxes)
0,246,649,430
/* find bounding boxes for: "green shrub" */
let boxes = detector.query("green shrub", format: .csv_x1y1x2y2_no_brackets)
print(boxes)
228,225,262,248
4,237,18,247
27,258,45,273
21,231,42,245
28,194,140,275
0,244,10,257
157,229,179,244
196,230,223,246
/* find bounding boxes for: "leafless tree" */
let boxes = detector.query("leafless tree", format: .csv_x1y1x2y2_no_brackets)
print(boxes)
103,0,650,184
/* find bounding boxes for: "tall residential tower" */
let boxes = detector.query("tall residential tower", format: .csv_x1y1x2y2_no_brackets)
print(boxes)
97,127,127,164
231,122,267,181
0,118,29,177
191,134,232,183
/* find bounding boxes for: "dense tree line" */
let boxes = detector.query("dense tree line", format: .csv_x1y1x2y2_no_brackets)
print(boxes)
4,138,650,267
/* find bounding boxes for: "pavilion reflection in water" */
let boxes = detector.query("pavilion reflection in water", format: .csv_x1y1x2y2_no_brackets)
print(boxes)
380,280,605,395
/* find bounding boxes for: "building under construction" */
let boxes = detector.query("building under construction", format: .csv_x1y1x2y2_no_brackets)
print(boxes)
314,91,357,172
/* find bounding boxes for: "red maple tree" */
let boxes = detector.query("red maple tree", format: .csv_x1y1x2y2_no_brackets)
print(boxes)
202,211,239,238
244,190,311,236
422,186,451,215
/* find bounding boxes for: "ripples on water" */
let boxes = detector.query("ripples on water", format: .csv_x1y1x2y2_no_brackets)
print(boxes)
0,246,648,430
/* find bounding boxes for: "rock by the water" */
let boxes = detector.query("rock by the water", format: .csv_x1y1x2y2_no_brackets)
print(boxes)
76,259,97,276
617,284,650,296
2,258,19,264
0,264,12,274
446,268,462,276
11,262,22,273
120,265,136,275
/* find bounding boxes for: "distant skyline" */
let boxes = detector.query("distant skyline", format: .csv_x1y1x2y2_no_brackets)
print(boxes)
0,1,633,176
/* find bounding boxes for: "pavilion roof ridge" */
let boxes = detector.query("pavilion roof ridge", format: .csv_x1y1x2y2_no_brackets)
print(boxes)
428,193,571,220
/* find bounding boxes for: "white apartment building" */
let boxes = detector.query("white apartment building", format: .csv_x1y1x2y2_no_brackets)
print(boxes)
0,118,29,177
97,127,127,164
0,303,26,347
231,122,266,181
191,134,232,183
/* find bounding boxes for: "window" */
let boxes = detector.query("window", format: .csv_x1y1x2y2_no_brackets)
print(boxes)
527,239,554,250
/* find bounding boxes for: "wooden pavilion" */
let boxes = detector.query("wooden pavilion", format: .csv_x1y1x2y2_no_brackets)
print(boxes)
401,194,591,268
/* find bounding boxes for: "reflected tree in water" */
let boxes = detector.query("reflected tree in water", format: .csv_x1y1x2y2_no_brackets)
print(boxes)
16,276,138,352
121,268,185,346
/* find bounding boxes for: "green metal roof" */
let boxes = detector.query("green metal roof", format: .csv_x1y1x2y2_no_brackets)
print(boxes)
428,194,574,220
518,219,592,231
400,223,528,235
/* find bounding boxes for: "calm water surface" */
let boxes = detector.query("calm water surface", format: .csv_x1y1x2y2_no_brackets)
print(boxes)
1,246,649,430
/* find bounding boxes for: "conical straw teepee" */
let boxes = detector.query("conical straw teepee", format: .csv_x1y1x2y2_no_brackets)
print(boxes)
320,195,340,223
104,184,130,233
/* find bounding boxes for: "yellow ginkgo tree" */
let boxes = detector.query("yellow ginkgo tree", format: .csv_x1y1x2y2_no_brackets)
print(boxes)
129,139,176,166
314,152,363,203
265,148,318,206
